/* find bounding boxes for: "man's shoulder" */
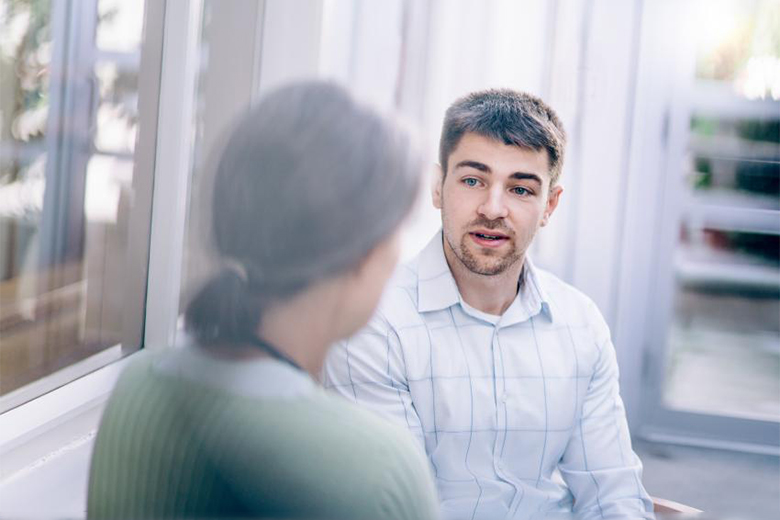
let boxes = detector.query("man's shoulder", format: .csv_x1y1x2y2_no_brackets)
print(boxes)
371,260,424,329
532,266,605,327
388,258,419,290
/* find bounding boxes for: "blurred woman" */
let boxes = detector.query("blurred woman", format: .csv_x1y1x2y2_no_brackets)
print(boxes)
87,81,438,519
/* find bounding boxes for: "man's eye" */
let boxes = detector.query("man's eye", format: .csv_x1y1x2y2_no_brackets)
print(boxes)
512,186,529,196
463,178,479,187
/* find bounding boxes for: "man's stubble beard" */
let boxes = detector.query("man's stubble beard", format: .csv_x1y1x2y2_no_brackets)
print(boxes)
444,231,522,276
441,199,523,276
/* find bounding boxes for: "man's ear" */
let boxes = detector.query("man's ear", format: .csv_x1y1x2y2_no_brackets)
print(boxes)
432,163,444,210
541,184,563,227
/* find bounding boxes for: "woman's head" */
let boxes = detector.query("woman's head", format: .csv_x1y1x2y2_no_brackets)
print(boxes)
185,81,422,345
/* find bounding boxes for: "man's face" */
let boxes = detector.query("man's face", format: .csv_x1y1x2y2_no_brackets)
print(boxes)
433,132,562,276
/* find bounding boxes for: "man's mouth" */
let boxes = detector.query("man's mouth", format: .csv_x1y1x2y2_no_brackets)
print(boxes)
469,230,510,247
474,232,505,240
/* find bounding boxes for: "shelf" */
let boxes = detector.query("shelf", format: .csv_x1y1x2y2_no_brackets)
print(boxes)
675,245,780,293
664,324,780,422
689,134,780,162
682,196,780,234
689,80,780,121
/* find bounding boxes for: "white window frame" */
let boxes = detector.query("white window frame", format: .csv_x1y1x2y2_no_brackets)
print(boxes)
0,0,333,494
0,0,203,485
616,0,780,455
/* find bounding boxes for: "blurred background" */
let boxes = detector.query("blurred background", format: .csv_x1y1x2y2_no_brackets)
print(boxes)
0,0,778,517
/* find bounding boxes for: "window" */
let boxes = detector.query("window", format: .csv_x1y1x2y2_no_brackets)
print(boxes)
661,0,780,422
0,0,156,411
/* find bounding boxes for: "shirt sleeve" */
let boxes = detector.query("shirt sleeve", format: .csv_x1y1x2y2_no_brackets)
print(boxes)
322,312,426,450
558,301,655,519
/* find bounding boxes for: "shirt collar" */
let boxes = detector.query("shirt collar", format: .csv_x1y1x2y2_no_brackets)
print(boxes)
514,255,555,324
415,230,554,323
417,231,461,313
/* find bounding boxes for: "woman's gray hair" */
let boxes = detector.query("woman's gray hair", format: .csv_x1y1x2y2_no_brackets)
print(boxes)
185,81,422,344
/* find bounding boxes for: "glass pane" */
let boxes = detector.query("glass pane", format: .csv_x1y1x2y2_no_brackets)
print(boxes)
690,117,780,198
666,227,780,420
96,0,144,53
661,0,780,422
0,0,147,402
694,0,780,100
94,61,139,155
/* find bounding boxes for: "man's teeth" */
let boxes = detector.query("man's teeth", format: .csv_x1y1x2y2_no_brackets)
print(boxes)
476,233,502,240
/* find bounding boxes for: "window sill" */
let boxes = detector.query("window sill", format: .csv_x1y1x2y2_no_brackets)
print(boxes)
0,348,139,482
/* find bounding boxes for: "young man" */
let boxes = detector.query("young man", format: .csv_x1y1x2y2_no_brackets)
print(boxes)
323,89,654,519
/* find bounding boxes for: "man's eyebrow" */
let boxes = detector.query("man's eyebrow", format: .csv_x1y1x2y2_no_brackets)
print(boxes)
510,172,543,185
454,160,490,172
455,160,543,185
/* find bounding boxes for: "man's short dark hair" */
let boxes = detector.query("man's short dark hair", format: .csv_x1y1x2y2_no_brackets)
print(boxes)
439,89,567,184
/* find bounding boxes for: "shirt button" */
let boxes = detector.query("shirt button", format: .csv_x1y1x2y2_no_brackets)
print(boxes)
501,394,508,403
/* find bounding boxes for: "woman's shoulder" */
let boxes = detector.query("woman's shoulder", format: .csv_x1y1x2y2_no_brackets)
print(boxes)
224,386,420,458
97,354,438,520
244,391,439,520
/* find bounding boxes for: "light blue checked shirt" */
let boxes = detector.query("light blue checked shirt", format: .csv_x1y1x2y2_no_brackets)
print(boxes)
323,231,654,520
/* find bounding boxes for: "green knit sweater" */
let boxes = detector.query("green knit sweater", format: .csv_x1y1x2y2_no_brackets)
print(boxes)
87,350,439,519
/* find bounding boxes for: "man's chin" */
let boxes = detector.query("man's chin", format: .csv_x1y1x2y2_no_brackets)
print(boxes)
469,262,511,276
460,248,518,276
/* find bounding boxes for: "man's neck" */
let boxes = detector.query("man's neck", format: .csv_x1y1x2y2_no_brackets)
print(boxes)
443,241,524,316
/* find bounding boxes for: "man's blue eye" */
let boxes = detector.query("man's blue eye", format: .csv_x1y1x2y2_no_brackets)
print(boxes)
464,178,478,187
512,187,528,195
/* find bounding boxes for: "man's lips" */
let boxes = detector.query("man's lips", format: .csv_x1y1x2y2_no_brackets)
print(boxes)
469,230,510,248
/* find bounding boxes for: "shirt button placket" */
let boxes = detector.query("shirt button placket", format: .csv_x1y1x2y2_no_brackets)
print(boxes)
491,328,513,491
493,326,523,514
491,326,503,470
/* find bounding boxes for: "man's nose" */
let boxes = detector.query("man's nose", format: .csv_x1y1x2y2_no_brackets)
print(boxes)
477,187,509,220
